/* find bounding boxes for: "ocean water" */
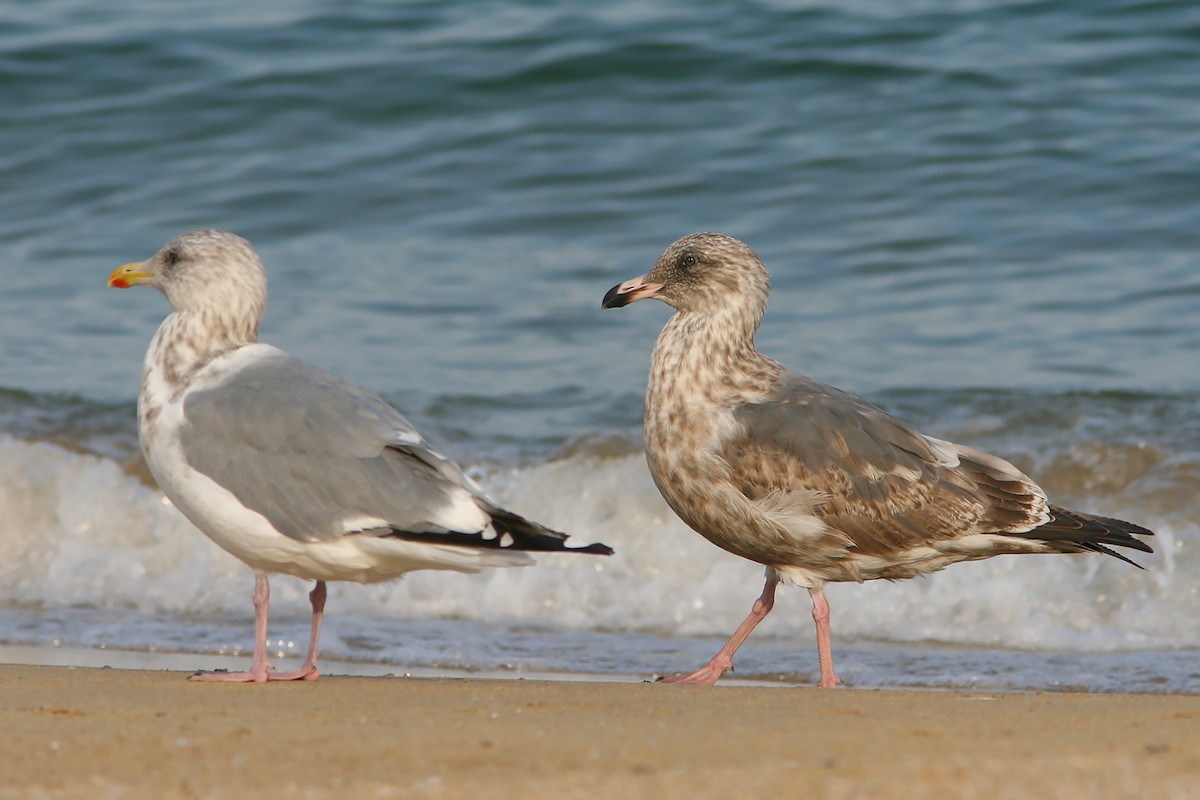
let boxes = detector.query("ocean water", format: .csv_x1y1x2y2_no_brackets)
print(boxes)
1,0,1198,692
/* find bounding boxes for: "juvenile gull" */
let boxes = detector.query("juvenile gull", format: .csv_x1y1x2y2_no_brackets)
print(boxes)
602,232,1152,688
110,229,612,682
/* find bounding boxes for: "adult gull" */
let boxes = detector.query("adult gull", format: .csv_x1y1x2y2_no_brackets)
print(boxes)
110,229,612,682
602,232,1152,688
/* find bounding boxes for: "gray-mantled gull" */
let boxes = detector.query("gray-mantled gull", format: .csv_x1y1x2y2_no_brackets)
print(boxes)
602,232,1152,688
109,229,612,682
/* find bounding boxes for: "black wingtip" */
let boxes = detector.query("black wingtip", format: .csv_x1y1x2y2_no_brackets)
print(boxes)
484,506,615,556
382,503,616,556
1081,542,1146,569
382,525,614,556
569,541,615,556
1035,506,1155,567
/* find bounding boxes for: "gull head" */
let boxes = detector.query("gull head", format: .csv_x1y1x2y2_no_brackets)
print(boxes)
601,232,771,316
109,229,268,326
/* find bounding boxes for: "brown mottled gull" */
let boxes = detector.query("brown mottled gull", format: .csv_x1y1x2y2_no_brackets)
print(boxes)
109,229,611,682
602,232,1152,688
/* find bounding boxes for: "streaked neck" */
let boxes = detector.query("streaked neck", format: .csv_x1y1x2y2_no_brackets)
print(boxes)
138,310,257,437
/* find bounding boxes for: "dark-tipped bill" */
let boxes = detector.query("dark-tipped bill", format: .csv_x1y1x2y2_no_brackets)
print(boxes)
601,275,664,309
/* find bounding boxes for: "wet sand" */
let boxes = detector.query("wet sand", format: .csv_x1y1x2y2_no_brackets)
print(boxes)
2,664,1197,799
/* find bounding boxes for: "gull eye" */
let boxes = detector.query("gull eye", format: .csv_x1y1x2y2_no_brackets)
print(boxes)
681,253,698,268
163,248,180,268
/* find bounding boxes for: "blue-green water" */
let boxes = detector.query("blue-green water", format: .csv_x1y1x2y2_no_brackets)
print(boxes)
0,0,1197,691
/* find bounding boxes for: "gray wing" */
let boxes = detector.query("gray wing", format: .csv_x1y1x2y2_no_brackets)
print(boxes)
721,375,1049,555
179,350,484,543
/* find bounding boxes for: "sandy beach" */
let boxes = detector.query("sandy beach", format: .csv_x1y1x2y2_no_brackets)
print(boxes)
1,663,1196,799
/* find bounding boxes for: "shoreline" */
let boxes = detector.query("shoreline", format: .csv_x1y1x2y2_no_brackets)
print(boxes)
6,640,1196,694
3,663,1197,799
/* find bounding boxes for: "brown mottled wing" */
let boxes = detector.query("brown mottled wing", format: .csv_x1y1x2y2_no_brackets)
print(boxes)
720,376,1048,556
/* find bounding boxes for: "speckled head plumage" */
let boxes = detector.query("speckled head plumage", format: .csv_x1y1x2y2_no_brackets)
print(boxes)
602,232,771,317
109,229,267,344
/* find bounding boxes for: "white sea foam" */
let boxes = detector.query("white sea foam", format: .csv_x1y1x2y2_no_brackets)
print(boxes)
0,434,1194,656
0,437,245,614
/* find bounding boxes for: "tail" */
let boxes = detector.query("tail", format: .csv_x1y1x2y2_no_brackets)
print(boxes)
384,504,613,556
1029,506,1154,568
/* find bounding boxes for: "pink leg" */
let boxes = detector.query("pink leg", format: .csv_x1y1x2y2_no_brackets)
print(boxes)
269,580,325,681
191,573,273,682
190,576,325,683
661,574,778,685
810,587,841,688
